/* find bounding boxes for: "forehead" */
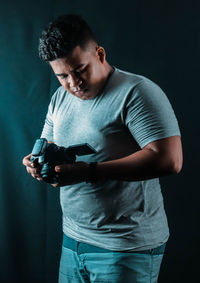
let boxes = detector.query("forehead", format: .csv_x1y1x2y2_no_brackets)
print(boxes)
50,45,96,72
67,45,95,65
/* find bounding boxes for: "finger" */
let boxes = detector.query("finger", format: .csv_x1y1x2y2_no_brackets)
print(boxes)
51,183,60,188
31,173,42,179
27,167,40,175
29,160,38,168
55,165,62,173
26,167,31,174
22,153,32,166
26,167,38,174
23,158,36,169
26,160,41,170
55,164,70,173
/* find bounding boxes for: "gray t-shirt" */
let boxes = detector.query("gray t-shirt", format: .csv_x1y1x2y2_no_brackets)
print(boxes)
41,67,180,251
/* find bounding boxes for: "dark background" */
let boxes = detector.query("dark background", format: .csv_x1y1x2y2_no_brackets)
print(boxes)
0,0,199,282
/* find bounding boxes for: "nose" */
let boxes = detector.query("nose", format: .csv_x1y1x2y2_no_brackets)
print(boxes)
68,73,82,89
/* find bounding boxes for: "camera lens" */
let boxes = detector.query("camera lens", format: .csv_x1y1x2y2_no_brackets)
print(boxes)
41,162,57,183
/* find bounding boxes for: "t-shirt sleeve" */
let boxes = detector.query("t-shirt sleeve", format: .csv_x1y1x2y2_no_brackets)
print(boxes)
40,92,58,142
125,80,181,148
40,102,54,142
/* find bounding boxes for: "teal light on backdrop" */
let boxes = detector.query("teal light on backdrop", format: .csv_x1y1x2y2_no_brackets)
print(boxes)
0,0,199,282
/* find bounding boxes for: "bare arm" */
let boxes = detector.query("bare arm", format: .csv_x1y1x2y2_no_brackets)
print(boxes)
95,135,183,181
52,135,183,187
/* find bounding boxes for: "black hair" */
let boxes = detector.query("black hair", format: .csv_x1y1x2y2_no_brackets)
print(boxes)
38,14,97,62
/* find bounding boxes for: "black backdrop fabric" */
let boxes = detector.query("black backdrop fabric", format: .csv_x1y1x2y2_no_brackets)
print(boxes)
0,1,199,282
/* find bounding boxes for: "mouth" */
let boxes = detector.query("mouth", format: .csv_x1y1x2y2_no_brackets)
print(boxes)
73,89,88,95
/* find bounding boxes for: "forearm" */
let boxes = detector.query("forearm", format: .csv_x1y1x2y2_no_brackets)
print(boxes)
93,148,177,182
52,136,182,186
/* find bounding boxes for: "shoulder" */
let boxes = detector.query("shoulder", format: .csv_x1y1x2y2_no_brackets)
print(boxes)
50,86,66,103
112,67,162,95
117,70,175,125
49,86,73,111
102,67,167,113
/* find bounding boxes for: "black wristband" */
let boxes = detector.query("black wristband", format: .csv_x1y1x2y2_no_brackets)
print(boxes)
86,162,98,183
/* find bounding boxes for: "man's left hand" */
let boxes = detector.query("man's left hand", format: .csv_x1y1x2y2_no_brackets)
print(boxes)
51,162,89,187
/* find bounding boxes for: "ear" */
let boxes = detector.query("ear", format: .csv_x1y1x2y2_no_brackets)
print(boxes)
96,46,106,63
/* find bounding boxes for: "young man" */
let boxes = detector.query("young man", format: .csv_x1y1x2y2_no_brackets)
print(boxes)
23,14,183,283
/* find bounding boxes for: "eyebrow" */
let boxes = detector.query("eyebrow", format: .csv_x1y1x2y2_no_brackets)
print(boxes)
55,64,85,76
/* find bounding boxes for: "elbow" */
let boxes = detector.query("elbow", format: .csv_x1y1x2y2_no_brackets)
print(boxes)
148,136,183,176
170,161,182,174
157,151,183,175
167,156,183,175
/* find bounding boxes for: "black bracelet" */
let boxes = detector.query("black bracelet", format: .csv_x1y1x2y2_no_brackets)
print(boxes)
86,162,98,183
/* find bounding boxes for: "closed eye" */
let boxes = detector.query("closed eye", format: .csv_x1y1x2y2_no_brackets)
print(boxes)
74,66,87,75
58,74,68,80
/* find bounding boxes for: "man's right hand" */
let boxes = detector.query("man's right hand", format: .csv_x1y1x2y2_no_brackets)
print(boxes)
22,153,43,181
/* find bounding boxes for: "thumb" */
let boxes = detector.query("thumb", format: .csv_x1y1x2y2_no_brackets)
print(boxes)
55,164,70,173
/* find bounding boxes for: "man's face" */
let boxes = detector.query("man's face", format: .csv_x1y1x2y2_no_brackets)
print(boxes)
49,44,107,100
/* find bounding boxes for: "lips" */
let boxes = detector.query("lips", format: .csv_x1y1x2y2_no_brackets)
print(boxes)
74,89,87,95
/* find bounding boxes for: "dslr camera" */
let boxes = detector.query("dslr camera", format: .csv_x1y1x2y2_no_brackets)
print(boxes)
30,138,96,184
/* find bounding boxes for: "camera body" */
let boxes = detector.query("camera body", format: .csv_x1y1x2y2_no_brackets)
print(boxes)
30,138,96,183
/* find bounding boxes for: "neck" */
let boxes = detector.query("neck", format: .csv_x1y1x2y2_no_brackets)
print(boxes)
95,62,114,97
104,61,114,77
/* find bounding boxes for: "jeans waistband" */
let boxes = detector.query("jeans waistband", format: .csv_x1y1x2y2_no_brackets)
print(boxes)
62,233,166,255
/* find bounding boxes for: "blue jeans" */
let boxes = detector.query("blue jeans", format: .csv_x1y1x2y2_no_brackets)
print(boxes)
58,234,166,283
